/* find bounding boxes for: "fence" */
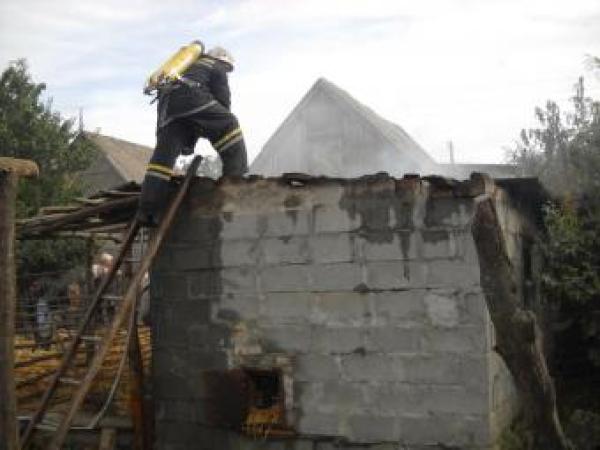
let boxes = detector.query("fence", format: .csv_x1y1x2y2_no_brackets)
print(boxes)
14,235,152,427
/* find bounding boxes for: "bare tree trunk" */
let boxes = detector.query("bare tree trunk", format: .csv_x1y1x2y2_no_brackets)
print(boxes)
471,195,572,450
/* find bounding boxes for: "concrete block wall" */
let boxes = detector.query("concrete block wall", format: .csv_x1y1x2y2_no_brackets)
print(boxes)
150,175,525,450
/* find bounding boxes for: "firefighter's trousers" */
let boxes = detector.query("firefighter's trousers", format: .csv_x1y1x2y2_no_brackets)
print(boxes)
137,101,248,225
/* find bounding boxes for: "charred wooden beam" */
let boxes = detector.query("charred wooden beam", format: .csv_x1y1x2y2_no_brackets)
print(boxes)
471,180,572,450
18,196,138,238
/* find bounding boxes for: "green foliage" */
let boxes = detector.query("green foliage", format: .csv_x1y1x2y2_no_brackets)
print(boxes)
511,77,600,197
0,59,96,278
499,414,531,450
511,76,600,372
564,409,600,450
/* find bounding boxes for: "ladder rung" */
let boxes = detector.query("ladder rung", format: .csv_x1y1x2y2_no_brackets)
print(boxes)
80,335,103,342
101,295,123,301
59,377,82,386
35,423,58,431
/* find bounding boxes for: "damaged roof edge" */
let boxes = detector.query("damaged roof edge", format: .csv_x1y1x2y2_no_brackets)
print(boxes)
17,171,549,239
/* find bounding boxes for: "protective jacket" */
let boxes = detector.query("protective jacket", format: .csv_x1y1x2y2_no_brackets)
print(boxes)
158,56,231,126
138,54,247,227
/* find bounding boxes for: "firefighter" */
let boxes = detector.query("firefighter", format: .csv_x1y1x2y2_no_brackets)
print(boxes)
137,45,248,226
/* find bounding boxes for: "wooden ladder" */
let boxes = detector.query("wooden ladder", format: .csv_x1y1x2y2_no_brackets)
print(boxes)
20,156,202,450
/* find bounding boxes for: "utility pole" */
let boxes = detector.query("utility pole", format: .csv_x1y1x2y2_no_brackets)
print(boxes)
447,140,455,165
0,157,39,450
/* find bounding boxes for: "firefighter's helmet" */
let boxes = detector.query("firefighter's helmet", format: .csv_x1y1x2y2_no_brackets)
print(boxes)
207,46,235,71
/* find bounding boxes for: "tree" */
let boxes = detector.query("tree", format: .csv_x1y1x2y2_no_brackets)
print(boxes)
510,75,600,447
0,60,96,279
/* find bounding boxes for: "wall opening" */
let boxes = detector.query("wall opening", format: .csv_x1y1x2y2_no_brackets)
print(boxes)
242,368,291,438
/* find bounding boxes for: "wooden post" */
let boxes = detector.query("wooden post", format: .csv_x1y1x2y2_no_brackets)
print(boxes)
84,237,95,364
98,427,117,450
0,158,39,450
123,242,147,450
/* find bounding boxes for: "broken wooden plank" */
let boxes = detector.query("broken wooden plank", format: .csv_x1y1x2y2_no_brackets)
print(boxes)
18,196,138,237
39,206,80,215
99,190,140,197
74,197,106,206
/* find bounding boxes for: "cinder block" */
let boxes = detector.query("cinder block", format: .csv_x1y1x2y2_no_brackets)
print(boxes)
295,381,324,407
295,354,340,381
311,233,356,263
424,385,486,415
455,231,479,264
420,229,458,259
275,440,315,450
163,300,212,331
154,416,206,442
311,263,364,292
153,373,196,400
220,213,261,239
296,411,341,436
158,348,229,378
426,260,480,288
368,382,423,415
260,265,312,292
262,325,311,353
186,323,229,351
261,292,313,323
420,327,487,354
150,274,188,300
265,210,311,237
187,270,223,299
424,197,474,228
461,355,490,393
366,261,427,290
170,215,222,243
320,381,366,412
423,292,460,328
313,292,371,326
314,206,359,233
263,236,310,265
217,294,260,320
364,327,422,353
311,326,365,354
346,414,399,443
341,354,403,382
401,355,461,384
361,232,419,262
153,247,175,273
171,245,218,270
371,291,426,326
220,239,261,267
463,290,489,326
219,267,257,295
399,413,490,447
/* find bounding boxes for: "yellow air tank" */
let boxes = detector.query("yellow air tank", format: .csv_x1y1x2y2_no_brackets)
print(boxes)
144,40,204,94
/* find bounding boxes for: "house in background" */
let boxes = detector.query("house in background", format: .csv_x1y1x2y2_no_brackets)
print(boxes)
250,78,439,178
250,78,518,180
77,132,153,195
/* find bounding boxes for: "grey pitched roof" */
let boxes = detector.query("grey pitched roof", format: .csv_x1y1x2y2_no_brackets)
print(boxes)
251,78,437,176
83,132,153,183
314,78,436,169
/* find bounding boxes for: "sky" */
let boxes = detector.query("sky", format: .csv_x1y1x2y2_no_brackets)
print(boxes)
1,0,599,165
